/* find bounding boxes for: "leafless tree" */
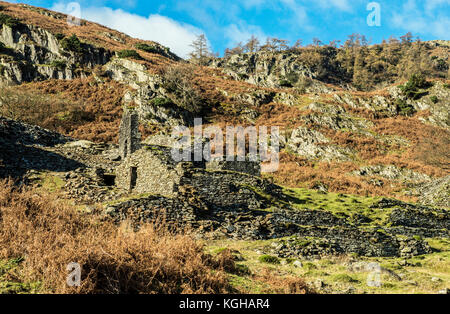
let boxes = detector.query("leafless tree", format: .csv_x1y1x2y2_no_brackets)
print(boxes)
244,35,260,53
162,64,203,113
189,34,211,63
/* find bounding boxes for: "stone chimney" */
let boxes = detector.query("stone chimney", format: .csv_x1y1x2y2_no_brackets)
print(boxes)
119,108,141,160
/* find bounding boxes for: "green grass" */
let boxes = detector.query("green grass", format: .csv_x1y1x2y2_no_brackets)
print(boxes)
282,188,388,226
37,172,66,193
206,237,450,294
331,273,359,283
0,258,41,294
259,255,281,265
245,185,395,227
117,49,142,60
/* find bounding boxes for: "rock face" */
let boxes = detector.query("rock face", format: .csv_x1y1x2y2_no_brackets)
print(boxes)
353,165,431,184
334,82,450,129
287,126,353,161
207,51,334,91
302,102,374,132
414,176,450,208
0,23,112,85
105,58,193,126
0,116,80,179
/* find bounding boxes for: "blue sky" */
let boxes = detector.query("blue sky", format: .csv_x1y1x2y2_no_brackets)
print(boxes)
6,0,450,58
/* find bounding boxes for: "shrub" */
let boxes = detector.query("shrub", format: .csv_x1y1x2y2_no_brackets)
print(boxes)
55,33,66,41
50,60,66,70
430,96,439,104
135,43,159,54
117,49,142,60
237,73,249,80
150,97,174,107
0,180,234,294
279,79,293,88
395,99,416,116
258,255,280,265
60,34,84,53
0,13,21,28
400,74,432,100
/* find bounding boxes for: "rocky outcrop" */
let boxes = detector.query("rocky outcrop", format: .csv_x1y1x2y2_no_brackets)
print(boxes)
302,102,374,133
0,23,112,85
352,165,431,184
105,58,193,126
207,51,336,93
0,116,80,178
334,82,450,128
414,176,450,208
287,126,353,161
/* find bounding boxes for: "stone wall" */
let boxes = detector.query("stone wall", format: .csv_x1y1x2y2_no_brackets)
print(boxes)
115,146,182,196
118,109,141,160
185,169,275,211
205,160,261,177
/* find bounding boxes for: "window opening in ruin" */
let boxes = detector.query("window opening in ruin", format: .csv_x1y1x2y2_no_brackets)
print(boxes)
130,167,138,190
123,139,128,158
103,174,116,186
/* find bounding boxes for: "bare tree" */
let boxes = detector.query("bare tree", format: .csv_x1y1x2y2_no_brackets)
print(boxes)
328,40,340,48
189,34,211,63
162,64,203,113
225,42,245,57
312,38,323,47
260,38,276,52
400,32,414,45
292,39,303,49
244,35,260,53
261,38,289,52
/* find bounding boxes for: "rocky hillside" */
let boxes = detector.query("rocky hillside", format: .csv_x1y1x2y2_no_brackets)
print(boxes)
0,2,449,294
1,1,449,202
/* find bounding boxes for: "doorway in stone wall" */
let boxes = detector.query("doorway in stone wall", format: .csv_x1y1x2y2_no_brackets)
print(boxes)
130,167,138,190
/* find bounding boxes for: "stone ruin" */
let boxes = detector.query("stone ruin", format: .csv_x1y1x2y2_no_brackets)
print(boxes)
118,109,141,160
115,110,262,200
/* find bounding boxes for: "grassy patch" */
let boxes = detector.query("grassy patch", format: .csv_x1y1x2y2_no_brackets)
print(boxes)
259,255,280,265
0,258,41,294
282,187,386,226
34,172,66,193
207,236,450,294
117,49,142,60
331,273,359,283
60,34,85,53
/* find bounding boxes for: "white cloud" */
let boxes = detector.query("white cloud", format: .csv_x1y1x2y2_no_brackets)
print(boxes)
391,0,450,38
315,0,353,12
51,3,205,58
424,0,450,12
224,24,267,47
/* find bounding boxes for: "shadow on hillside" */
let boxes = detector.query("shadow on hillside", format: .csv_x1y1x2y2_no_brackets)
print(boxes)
0,143,85,179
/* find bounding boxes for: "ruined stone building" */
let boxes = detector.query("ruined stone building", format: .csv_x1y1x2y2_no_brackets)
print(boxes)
115,110,263,204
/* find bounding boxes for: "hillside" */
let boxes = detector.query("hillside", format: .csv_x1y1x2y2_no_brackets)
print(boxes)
0,2,449,294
